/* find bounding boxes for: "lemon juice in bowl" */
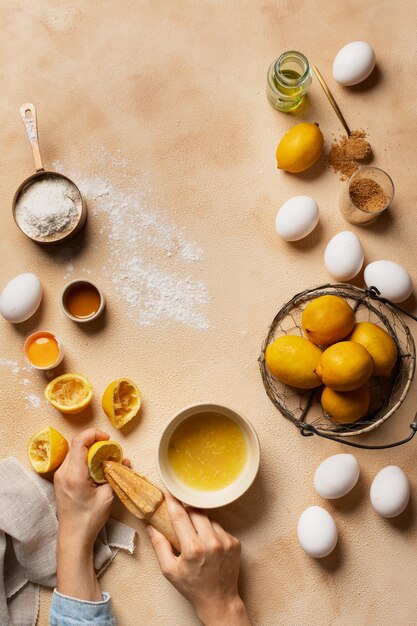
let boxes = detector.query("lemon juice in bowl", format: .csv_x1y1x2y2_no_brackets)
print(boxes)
168,411,248,491
158,403,260,508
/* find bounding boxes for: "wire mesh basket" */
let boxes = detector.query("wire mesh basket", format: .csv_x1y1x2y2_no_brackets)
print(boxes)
259,283,417,449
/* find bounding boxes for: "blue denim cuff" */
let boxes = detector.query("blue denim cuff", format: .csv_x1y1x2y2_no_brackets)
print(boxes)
49,589,116,625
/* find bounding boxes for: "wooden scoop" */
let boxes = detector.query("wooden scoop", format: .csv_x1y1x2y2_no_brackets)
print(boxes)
103,461,180,552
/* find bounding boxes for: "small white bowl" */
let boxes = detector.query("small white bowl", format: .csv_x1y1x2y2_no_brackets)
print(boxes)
157,403,260,508
24,330,64,370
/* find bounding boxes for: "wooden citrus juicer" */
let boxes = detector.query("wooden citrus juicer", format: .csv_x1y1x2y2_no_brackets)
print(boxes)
103,461,180,552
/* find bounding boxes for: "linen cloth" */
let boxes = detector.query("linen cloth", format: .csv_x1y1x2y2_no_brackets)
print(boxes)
0,457,135,626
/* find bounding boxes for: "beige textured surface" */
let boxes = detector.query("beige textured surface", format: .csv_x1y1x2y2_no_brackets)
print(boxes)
1,1,417,625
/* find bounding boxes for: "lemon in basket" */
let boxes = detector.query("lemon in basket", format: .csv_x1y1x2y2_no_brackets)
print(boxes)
348,322,397,377
45,373,93,414
265,335,322,389
316,341,373,391
321,385,371,424
302,295,355,346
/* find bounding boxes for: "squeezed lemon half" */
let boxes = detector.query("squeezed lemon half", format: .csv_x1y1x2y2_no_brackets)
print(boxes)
44,373,93,414
87,440,123,484
102,378,141,429
27,426,68,473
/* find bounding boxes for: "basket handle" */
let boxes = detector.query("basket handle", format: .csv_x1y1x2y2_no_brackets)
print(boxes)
300,417,417,449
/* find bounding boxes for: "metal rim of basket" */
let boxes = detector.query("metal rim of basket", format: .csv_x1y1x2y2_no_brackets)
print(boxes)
259,283,416,443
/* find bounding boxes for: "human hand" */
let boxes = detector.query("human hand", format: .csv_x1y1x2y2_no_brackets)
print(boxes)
147,493,251,626
54,428,117,550
54,428,128,601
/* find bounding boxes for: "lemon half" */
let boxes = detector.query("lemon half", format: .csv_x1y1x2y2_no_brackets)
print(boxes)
45,373,93,414
28,426,68,473
87,440,123,484
102,378,141,429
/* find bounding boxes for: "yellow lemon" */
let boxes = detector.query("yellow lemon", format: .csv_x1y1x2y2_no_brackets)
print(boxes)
348,322,398,377
45,373,93,414
316,341,373,391
102,378,142,429
265,335,322,389
27,426,68,473
276,122,324,173
321,385,371,424
87,440,123,484
302,295,355,346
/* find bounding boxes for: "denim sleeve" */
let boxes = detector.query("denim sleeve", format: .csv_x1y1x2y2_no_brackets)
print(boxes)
49,589,116,625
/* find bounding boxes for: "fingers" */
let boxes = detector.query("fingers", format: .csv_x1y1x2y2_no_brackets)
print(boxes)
165,492,197,549
146,526,176,577
72,428,110,448
68,428,110,469
211,520,233,542
122,458,131,467
188,510,215,541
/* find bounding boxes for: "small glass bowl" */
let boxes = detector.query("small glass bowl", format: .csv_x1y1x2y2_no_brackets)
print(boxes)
339,166,395,225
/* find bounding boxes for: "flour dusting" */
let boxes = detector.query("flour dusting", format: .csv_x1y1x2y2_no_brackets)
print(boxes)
1,360,45,409
53,154,209,330
26,393,41,408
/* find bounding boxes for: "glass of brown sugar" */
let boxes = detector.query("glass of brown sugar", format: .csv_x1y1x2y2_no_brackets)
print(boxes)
339,166,394,225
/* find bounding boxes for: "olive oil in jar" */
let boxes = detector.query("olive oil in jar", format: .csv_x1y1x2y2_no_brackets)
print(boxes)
266,51,312,112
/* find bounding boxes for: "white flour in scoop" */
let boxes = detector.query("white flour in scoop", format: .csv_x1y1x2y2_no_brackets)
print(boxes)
15,175,82,239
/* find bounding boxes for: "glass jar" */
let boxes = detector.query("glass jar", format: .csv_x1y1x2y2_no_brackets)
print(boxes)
339,166,394,225
266,51,312,112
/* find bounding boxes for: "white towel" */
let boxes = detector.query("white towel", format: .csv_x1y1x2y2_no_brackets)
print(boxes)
0,457,136,626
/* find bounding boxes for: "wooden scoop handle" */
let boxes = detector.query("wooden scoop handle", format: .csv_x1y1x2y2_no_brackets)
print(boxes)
20,103,44,171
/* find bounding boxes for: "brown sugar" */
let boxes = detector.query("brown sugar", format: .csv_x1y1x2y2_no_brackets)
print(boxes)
328,130,373,180
349,177,387,213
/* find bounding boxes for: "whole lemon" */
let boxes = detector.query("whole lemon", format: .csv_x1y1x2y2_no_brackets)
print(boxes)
321,385,371,424
265,335,322,389
348,322,397,377
276,122,324,173
316,341,373,391
302,295,355,346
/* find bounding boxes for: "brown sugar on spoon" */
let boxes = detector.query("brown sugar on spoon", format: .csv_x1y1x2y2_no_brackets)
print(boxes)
328,130,372,180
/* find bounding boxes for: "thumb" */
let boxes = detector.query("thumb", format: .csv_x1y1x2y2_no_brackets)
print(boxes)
146,526,176,575
96,482,114,503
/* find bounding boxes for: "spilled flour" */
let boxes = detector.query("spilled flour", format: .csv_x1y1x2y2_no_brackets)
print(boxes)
53,153,209,330
0,359,42,408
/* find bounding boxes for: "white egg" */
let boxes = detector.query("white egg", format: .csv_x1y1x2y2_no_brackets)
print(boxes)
297,506,338,558
364,260,412,302
324,231,364,281
332,41,376,86
0,273,42,323
314,454,360,499
275,195,319,242
370,466,410,518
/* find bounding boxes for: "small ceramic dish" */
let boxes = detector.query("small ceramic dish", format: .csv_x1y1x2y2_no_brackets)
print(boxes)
24,331,64,370
61,279,105,323
157,403,260,508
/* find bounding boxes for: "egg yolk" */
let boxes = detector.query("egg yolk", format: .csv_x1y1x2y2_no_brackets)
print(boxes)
28,336,60,367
